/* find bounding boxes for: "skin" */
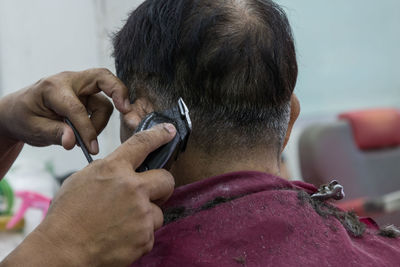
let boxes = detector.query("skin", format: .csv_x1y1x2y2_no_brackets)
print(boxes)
120,94,300,187
0,69,176,266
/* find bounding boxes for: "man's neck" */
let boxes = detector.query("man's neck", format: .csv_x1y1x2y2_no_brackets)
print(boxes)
170,144,281,187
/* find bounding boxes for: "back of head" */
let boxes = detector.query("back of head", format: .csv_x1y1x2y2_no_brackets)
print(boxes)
113,0,297,153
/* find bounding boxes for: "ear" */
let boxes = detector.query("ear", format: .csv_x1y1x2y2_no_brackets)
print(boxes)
282,94,300,151
120,98,154,143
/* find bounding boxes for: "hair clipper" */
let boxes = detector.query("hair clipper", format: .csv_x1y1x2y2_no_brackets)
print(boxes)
135,98,192,172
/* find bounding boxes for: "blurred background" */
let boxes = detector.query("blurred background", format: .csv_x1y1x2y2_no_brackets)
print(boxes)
0,0,399,259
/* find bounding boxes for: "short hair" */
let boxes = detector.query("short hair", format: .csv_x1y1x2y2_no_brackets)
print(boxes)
113,0,297,152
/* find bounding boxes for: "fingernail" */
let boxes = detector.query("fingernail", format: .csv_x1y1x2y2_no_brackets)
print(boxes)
124,99,131,111
163,123,176,134
91,140,99,154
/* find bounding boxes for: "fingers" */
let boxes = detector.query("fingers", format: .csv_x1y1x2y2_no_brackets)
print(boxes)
109,123,176,169
140,169,175,204
44,89,99,154
32,68,129,153
72,68,131,114
151,204,164,230
31,117,76,150
87,94,114,135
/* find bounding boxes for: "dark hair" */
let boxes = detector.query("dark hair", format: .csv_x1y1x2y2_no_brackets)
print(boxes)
113,0,297,151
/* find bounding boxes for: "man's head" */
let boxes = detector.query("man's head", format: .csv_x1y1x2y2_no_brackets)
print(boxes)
114,0,299,179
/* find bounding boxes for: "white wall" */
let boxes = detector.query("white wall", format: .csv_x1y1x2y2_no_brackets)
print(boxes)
0,0,99,92
276,0,400,116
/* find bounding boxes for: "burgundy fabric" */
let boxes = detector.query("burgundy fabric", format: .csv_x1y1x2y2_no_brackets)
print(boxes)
132,171,400,267
339,108,400,150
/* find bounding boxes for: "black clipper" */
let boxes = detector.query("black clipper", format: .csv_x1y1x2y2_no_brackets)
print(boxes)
135,98,192,172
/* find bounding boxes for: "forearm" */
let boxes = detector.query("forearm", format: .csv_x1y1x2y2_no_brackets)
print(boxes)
0,137,23,179
0,136,23,178
0,92,24,178
1,227,85,267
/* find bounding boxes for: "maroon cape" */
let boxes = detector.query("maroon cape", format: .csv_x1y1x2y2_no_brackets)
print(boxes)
132,171,400,266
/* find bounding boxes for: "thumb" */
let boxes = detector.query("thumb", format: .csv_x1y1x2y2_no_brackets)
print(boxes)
108,123,176,169
61,124,76,150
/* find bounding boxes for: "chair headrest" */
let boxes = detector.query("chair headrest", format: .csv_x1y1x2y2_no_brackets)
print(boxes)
339,109,400,150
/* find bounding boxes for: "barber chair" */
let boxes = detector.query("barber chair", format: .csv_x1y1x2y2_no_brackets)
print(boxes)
299,108,400,226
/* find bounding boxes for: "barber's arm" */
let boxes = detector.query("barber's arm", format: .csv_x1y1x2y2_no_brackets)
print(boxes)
1,123,176,266
0,68,131,178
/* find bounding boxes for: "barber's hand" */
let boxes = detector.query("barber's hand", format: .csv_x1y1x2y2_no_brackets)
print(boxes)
2,123,176,267
0,68,131,154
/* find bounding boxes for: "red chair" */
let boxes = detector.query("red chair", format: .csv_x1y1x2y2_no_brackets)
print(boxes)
299,108,400,226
